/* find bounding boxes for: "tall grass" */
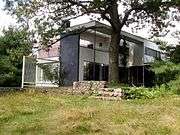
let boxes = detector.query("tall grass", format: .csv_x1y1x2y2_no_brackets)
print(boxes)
0,90,180,135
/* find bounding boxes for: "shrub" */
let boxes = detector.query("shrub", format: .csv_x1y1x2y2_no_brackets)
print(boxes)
151,61,180,86
166,75,180,95
122,87,169,99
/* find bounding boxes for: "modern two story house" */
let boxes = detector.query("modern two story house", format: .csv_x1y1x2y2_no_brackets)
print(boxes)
22,21,165,88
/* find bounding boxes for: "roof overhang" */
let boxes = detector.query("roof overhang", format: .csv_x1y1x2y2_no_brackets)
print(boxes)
67,21,157,45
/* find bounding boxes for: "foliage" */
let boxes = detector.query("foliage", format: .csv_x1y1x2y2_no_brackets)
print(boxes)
4,0,179,45
123,87,170,99
4,0,180,82
5,0,180,36
151,59,180,95
151,60,180,86
108,82,170,99
167,75,180,94
0,27,31,86
151,40,180,94
171,45,180,63
156,40,180,63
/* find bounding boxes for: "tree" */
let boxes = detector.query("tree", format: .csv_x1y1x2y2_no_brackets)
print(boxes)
156,39,180,63
0,27,31,87
151,40,180,90
5,0,180,82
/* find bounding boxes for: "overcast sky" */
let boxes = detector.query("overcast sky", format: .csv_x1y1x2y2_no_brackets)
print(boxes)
0,1,16,33
0,1,179,44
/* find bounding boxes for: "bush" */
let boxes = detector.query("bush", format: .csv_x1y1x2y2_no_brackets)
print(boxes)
107,81,172,99
166,75,180,95
151,61,180,86
150,60,180,96
123,87,170,99
0,27,31,86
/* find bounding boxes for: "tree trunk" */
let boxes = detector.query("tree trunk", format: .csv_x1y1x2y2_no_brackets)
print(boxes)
109,31,120,82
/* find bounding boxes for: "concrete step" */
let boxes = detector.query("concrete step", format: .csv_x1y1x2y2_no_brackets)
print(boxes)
96,91,122,97
99,88,122,92
91,96,122,101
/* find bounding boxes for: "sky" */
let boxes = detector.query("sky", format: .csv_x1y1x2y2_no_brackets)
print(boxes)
0,1,179,44
0,1,16,33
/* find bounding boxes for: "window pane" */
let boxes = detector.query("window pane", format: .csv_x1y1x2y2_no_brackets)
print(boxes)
145,47,161,58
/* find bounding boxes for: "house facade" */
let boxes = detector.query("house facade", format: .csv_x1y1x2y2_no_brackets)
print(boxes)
23,21,165,87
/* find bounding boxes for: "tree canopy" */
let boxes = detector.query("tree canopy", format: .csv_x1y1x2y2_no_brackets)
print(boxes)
5,0,180,44
0,27,31,86
4,0,180,82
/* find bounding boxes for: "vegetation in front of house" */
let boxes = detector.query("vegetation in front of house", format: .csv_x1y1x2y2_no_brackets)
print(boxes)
107,44,180,100
151,44,180,94
118,61,180,99
123,58,180,100
0,90,180,135
0,27,31,87
104,84,171,100
151,61,180,93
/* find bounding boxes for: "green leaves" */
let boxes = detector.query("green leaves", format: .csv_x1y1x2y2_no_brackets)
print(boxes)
0,27,31,86
151,60,180,89
123,87,168,99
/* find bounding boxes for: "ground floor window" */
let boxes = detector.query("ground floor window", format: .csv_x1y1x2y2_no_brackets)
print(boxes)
83,61,108,81
83,62,155,87
83,61,93,80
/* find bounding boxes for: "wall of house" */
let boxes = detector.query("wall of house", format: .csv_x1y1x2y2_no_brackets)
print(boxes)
60,34,80,85
79,32,145,81
37,41,60,59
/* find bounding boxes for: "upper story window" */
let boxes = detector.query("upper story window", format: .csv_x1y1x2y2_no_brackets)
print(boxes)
99,43,103,47
145,47,161,59
80,38,109,51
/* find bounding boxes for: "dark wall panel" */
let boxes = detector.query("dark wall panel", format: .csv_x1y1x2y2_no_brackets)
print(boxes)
60,34,79,85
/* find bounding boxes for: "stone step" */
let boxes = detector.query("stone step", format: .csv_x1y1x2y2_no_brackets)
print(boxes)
73,81,107,91
99,88,122,92
99,88,115,92
94,91,123,97
91,96,121,101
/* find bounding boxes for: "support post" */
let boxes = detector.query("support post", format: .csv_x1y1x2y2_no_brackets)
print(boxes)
35,60,38,88
21,56,25,88
59,43,63,87
128,67,130,86
93,29,96,80
143,65,145,87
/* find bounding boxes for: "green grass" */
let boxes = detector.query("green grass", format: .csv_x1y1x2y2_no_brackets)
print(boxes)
0,90,180,135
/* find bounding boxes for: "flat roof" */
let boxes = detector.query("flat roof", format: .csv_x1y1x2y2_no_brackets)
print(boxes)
68,21,154,43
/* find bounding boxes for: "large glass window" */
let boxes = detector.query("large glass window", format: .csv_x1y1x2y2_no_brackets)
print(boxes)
83,61,108,81
83,61,93,80
145,47,161,59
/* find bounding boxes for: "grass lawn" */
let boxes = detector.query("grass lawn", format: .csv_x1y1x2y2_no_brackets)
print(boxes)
0,90,180,135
